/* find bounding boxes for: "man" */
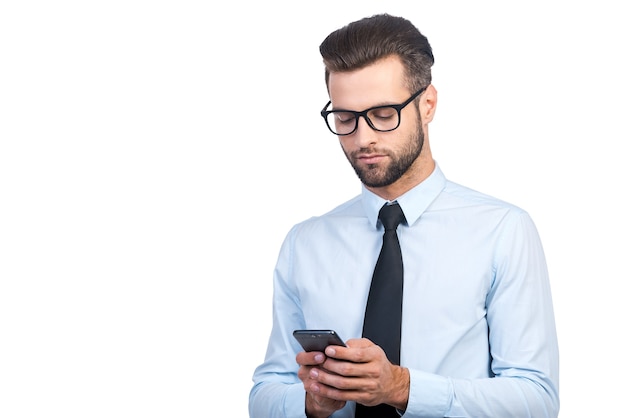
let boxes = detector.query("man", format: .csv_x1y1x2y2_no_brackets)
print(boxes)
249,13,559,418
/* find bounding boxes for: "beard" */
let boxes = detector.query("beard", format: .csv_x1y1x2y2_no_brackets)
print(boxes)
344,113,425,188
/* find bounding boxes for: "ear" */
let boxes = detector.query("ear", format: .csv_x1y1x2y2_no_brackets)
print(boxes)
419,84,438,123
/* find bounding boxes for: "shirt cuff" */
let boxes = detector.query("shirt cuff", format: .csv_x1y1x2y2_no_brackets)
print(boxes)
404,369,452,417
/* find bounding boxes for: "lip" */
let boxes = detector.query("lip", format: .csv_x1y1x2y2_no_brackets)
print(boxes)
357,153,386,164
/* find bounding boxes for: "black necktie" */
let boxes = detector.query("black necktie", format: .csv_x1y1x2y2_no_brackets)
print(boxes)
356,203,405,417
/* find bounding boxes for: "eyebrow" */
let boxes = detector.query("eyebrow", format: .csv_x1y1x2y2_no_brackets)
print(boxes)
329,100,400,112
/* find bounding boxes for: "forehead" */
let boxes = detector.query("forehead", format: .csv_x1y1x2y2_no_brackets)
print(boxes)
328,55,407,110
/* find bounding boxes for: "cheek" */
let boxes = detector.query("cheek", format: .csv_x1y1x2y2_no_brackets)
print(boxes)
400,110,420,132
338,137,354,153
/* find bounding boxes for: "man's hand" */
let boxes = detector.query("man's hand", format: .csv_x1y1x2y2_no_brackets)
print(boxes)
295,338,410,416
296,350,347,418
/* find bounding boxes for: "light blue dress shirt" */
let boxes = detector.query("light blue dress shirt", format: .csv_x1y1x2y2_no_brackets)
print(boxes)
249,164,559,418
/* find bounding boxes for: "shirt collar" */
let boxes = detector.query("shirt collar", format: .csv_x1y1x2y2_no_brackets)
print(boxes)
362,163,447,229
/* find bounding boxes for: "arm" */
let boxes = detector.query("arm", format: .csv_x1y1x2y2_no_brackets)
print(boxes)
249,228,309,418
404,211,560,417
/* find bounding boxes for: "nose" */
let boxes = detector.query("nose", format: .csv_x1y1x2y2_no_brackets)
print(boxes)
350,115,378,148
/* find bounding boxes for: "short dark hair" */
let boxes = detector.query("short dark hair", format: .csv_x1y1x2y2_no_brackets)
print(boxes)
319,13,434,93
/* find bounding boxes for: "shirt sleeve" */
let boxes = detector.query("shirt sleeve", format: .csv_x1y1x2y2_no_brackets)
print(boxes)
402,210,560,417
249,225,310,418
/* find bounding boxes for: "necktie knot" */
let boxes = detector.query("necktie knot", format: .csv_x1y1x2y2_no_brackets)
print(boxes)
379,203,405,231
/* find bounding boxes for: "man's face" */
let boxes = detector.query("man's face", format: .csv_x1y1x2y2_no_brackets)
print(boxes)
327,56,424,189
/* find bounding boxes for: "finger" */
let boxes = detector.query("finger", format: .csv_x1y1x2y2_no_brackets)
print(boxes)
310,365,372,398
312,369,385,407
344,338,374,348
325,341,379,364
296,351,326,366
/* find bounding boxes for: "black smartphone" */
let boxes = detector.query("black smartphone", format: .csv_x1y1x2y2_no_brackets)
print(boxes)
293,329,347,352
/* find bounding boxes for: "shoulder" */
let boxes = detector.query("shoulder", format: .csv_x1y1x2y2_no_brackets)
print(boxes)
287,194,366,236
440,179,527,215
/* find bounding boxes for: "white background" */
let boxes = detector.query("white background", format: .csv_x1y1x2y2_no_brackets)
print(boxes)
1,1,624,417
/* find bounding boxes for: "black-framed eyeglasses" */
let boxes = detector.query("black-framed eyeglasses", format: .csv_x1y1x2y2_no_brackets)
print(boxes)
320,86,427,136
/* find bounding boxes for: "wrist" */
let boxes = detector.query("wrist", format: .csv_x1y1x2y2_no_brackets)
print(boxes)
389,366,410,410
304,393,331,418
